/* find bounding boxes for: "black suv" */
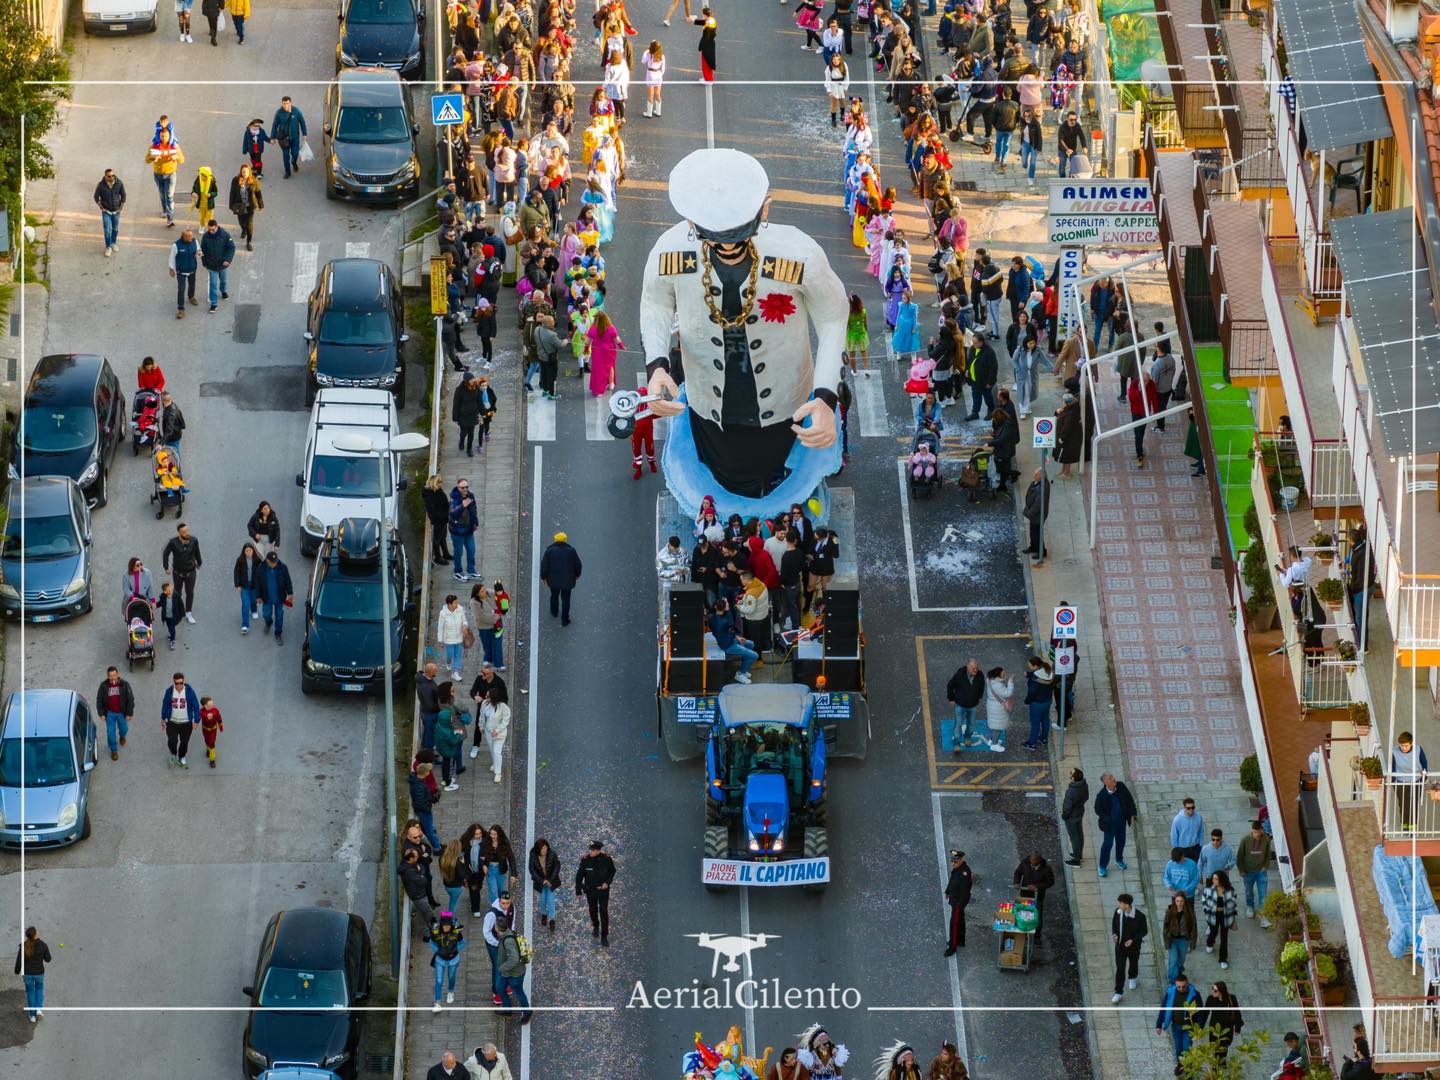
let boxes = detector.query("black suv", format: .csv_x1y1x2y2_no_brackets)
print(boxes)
241,907,372,1078
14,354,123,508
322,67,420,204
337,0,423,79
300,518,415,695
304,258,407,408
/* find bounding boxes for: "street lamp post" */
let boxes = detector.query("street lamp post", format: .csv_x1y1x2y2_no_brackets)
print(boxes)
331,429,430,976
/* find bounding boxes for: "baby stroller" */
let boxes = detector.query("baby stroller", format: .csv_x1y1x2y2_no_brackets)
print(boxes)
125,596,155,671
909,430,942,498
132,388,161,455
957,444,998,503
150,444,187,519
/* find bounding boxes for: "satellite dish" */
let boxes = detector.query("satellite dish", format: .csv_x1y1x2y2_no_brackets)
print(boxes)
1140,59,1172,99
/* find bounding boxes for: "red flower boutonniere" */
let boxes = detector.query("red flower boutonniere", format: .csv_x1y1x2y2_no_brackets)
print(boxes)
758,292,796,324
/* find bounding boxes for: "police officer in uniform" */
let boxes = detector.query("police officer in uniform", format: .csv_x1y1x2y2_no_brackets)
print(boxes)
944,849,973,956
640,149,850,499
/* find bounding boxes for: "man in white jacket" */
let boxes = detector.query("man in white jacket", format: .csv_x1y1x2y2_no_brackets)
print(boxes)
464,1042,512,1080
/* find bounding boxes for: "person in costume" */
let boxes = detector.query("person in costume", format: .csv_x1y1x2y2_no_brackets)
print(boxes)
795,1025,848,1080
640,149,849,504
630,381,658,478
875,1045,922,1080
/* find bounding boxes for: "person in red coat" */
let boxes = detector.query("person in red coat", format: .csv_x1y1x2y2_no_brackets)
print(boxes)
1127,373,1160,468
137,355,166,392
630,383,657,479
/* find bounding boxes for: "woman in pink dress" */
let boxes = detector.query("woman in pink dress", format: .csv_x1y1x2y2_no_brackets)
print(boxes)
586,311,624,397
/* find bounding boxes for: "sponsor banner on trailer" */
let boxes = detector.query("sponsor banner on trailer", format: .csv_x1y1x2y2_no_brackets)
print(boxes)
701,857,831,886
1047,180,1158,246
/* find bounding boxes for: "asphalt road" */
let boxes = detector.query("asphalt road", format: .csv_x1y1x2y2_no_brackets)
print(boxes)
522,9,1089,1078
0,10,398,1074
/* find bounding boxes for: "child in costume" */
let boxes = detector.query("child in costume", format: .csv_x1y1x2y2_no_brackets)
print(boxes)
200,697,223,768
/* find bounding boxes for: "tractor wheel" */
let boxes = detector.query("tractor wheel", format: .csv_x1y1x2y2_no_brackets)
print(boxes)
703,825,728,892
809,798,828,826
704,791,722,825
802,827,829,893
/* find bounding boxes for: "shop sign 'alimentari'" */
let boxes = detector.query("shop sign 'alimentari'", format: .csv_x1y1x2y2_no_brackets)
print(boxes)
1047,181,1159,246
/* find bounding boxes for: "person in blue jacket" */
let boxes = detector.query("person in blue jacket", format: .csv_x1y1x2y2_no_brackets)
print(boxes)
160,671,202,768
269,96,308,178
1154,973,1202,1067
449,479,481,581
241,118,270,176
255,550,294,645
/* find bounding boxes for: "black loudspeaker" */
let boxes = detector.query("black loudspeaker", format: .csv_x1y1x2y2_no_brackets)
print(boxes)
823,590,860,658
668,585,707,658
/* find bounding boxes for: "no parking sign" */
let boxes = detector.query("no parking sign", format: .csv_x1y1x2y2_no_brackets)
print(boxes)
1033,417,1056,448
1054,646,1076,676
1052,605,1079,638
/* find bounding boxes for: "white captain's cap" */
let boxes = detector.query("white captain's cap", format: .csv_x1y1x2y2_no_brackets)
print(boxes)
668,149,769,234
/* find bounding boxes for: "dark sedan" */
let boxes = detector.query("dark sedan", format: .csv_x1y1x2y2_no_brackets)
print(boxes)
337,0,424,79
14,353,124,508
242,908,372,1079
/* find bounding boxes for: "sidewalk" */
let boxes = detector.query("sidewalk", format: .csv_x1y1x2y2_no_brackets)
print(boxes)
401,327,522,1077
1018,305,1303,1076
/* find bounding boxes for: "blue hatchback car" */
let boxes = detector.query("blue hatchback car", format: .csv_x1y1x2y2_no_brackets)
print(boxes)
0,689,97,848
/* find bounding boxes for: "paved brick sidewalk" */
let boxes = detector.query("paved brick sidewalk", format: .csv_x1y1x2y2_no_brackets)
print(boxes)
402,326,522,1077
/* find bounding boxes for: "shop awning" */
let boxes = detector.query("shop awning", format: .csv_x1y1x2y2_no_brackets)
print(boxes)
1331,210,1440,456
1273,0,1392,152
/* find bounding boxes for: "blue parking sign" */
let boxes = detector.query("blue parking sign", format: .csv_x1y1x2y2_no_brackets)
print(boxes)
431,93,465,127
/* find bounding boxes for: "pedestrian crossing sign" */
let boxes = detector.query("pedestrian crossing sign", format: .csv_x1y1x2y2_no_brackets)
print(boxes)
431,93,465,127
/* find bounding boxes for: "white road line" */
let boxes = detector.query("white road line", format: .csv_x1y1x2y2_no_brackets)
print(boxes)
739,887,758,1057
585,392,609,440
931,793,970,1063
520,445,542,1080
342,699,379,915
528,395,556,441
705,82,715,149
291,241,318,303
896,458,922,611
345,241,370,259
853,372,887,436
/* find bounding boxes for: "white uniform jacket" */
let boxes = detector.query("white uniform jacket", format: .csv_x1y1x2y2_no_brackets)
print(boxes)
639,220,849,428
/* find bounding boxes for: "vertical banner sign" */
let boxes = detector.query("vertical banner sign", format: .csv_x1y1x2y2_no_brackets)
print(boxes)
1057,247,1083,340
430,257,448,315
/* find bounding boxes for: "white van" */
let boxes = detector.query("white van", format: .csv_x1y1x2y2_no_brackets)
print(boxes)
81,0,159,33
295,389,406,557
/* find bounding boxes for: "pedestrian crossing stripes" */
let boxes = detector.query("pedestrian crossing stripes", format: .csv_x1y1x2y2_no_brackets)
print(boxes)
585,391,608,441
851,370,887,436
290,241,318,303
936,762,1052,791
345,242,370,259
527,394,556,441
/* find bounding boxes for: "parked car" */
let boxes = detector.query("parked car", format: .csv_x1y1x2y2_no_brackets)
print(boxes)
301,518,415,695
81,0,159,33
0,689,97,849
14,353,124,508
321,68,420,204
241,907,372,1079
337,0,424,78
295,389,406,556
0,477,93,623
304,258,407,407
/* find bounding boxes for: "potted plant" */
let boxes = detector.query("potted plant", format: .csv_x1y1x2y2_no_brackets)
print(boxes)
1349,701,1371,734
1277,940,1310,999
1316,578,1345,607
1242,540,1277,630
1311,944,1348,1007
1357,755,1383,789
1304,1065,1334,1080
1239,754,1264,805
1337,640,1357,670
1313,530,1335,563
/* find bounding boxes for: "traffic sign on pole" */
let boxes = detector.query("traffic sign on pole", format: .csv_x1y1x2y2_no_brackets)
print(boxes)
1052,605,1078,638
1033,416,1056,448
1053,645,1076,676
431,92,465,127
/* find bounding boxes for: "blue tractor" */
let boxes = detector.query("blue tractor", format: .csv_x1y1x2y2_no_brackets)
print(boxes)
702,684,858,892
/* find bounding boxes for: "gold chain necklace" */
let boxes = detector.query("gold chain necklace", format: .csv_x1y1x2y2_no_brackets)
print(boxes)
699,241,759,330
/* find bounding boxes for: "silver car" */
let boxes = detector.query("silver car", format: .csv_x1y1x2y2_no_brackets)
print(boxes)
0,476,93,622
0,689,97,848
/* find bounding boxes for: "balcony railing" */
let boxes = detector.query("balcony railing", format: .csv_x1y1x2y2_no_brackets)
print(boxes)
1311,439,1360,506
1221,316,1280,381
1383,775,1440,843
1144,100,1185,151
1398,578,1440,652
1297,648,1353,709
1373,998,1440,1063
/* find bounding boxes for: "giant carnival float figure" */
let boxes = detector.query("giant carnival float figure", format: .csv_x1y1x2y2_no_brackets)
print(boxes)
616,148,851,521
